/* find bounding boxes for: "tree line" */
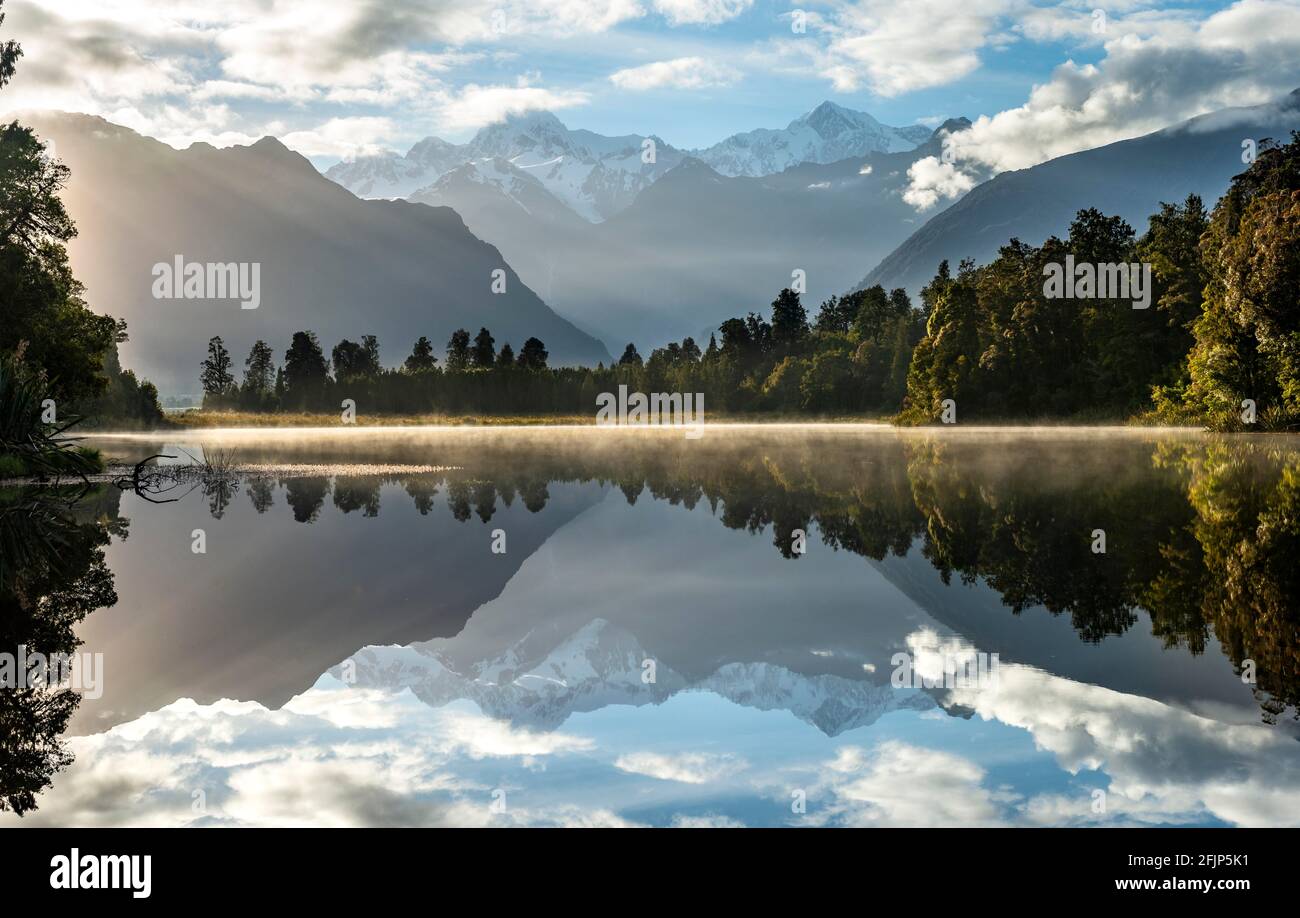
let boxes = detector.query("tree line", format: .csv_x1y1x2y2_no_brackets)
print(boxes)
198,283,924,417
197,132,1299,428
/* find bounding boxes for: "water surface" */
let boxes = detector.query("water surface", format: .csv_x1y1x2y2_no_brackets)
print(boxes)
3,426,1298,827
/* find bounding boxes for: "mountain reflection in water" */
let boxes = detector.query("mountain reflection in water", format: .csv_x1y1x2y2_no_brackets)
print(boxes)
2,427,1297,827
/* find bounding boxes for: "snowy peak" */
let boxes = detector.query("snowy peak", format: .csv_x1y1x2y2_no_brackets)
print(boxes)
801,100,885,138
690,101,929,177
323,104,935,216
334,618,935,735
326,111,686,222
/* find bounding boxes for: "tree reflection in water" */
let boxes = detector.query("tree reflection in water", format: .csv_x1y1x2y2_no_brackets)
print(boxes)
0,487,123,815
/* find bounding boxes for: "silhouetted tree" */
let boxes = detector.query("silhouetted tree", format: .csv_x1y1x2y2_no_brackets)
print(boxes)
472,327,496,369
618,343,643,367
242,340,275,402
446,329,471,371
200,336,235,402
404,336,437,372
517,337,548,370
770,288,808,346
282,331,329,408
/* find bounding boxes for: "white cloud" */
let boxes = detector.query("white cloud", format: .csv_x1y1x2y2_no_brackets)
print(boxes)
782,0,1013,96
652,0,753,26
280,117,402,158
0,679,603,828
810,741,1009,827
904,0,1300,209
671,813,747,827
0,0,623,150
614,751,747,784
435,82,591,130
610,57,741,91
929,633,1300,828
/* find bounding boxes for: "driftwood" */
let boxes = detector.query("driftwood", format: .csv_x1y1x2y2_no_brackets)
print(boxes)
112,454,185,503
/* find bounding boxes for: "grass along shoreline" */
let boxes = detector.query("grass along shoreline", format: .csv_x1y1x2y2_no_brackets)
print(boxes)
164,409,1204,429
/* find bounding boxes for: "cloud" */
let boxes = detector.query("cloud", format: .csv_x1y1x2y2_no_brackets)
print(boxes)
0,0,619,150
652,0,753,26
927,633,1300,828
810,741,1009,827
0,680,602,828
614,751,747,784
610,57,741,91
904,0,1300,209
670,813,747,827
278,117,402,158
435,82,591,130
781,0,1013,96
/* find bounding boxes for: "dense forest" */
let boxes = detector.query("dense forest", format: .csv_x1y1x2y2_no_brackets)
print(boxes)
198,131,1300,430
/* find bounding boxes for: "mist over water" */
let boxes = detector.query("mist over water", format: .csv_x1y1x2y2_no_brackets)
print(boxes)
4,426,1298,827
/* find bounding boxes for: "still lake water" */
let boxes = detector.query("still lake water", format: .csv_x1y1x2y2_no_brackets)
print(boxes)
3,425,1299,827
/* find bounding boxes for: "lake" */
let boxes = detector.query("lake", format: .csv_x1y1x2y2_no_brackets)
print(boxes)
2,425,1298,827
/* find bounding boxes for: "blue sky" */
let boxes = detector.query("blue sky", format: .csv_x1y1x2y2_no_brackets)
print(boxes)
3,0,1297,179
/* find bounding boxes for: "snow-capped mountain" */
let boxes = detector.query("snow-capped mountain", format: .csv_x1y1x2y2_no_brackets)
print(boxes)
689,101,929,177
323,103,929,220
414,157,587,227
325,111,685,222
332,618,934,735
460,112,686,221
324,136,466,200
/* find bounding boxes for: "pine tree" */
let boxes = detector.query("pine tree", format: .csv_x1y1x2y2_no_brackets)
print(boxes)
618,343,643,367
517,337,548,370
200,336,235,399
472,327,496,368
242,340,275,396
770,288,809,346
404,336,437,372
446,329,471,371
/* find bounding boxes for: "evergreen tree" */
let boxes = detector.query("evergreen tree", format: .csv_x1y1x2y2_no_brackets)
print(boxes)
496,342,515,368
517,337,548,370
446,328,471,371
472,327,496,368
770,288,808,346
332,337,379,380
618,343,643,367
199,336,235,400
282,330,329,407
815,294,856,334
404,336,437,372
242,340,275,397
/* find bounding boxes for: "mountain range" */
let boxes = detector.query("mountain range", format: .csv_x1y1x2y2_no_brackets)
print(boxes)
325,101,930,222
23,112,610,393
